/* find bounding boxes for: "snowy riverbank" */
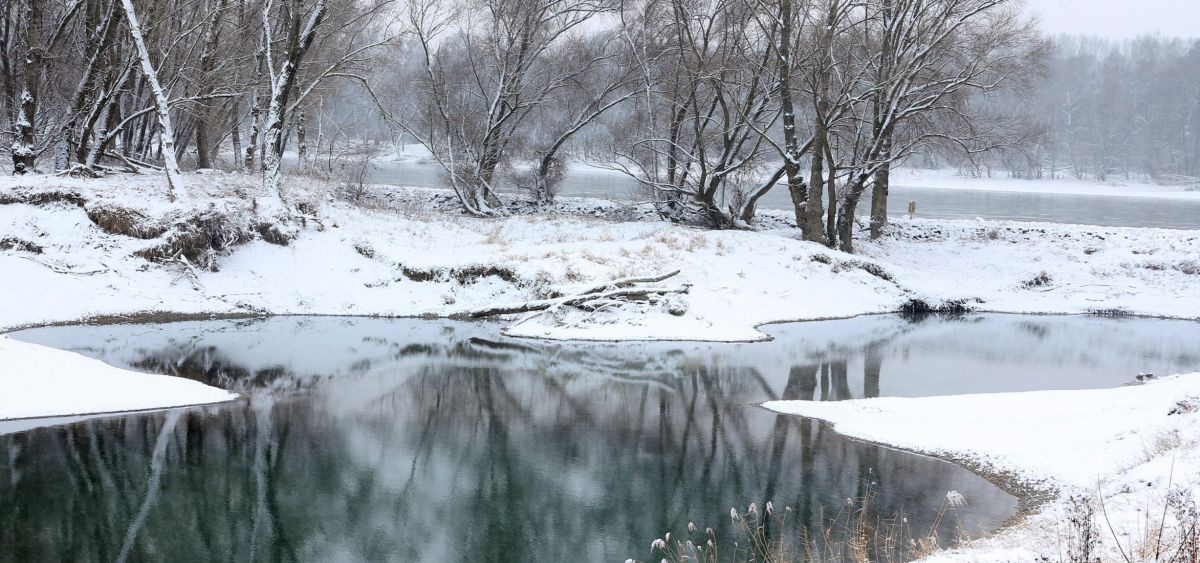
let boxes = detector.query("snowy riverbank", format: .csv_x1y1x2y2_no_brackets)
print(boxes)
2,171,1198,559
2,172,1197,337
765,374,1200,562
887,167,1200,200
1,171,1197,414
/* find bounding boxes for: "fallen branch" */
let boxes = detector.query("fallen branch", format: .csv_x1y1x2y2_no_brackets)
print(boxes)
103,151,162,171
54,164,100,178
467,270,687,320
471,285,689,319
576,269,681,296
18,256,108,276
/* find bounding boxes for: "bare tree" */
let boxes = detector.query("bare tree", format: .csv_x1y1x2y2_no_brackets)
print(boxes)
258,0,329,215
403,0,617,216
603,0,781,228
518,31,638,206
827,0,1039,252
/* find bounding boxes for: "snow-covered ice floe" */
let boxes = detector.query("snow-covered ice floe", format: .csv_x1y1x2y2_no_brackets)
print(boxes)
0,335,238,426
765,374,1200,562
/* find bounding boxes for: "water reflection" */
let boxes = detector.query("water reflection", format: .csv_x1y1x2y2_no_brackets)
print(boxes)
0,316,1076,561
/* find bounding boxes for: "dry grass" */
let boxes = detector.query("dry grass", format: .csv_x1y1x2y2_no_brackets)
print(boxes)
638,487,969,563
85,205,168,239
0,236,43,254
1049,474,1200,563
481,224,509,246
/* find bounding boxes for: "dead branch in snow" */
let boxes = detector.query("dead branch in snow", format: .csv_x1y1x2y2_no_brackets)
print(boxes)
575,270,681,296
467,270,687,319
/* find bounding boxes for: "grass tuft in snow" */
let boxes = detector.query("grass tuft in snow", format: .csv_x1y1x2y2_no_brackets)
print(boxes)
0,187,87,207
0,236,42,254
637,486,971,563
1052,485,1199,563
86,204,167,239
1086,307,1134,318
136,209,254,271
1020,271,1053,289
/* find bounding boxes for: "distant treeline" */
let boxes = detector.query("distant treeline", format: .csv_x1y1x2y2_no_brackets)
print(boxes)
957,35,1200,182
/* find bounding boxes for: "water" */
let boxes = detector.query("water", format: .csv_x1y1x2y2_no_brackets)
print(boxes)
3,314,1199,561
361,159,1200,229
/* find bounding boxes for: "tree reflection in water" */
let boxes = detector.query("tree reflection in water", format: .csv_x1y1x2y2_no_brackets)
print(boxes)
14,313,1192,561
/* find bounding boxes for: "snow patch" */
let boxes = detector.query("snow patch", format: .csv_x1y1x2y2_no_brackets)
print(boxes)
0,335,237,425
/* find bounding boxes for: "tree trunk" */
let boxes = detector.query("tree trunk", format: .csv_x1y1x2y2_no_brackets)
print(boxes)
800,0,839,243
870,147,890,239
296,111,307,163
868,0,895,240
777,0,822,241
122,0,187,200
195,120,211,169
230,99,243,173
836,174,870,253
245,104,259,172
532,154,556,206
12,0,43,175
260,0,328,213
193,0,227,171
825,161,837,247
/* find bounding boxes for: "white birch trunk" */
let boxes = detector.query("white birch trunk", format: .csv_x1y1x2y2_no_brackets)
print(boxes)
121,0,188,202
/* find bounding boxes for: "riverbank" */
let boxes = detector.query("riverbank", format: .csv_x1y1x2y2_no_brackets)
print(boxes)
2,172,1198,559
886,167,1200,200
3,172,1197,334
1,172,1198,418
765,374,1200,562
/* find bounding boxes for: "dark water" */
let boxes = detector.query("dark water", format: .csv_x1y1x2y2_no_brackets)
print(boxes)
361,159,1200,230
4,314,1199,561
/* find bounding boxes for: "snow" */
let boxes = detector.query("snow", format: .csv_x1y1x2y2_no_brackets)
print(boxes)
764,376,1200,562
0,172,1196,343
0,334,237,423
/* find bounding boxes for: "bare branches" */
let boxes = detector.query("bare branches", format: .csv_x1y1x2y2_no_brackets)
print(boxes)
401,0,624,216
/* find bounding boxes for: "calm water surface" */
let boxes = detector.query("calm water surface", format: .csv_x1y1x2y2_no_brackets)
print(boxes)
360,160,1200,229
4,314,1200,561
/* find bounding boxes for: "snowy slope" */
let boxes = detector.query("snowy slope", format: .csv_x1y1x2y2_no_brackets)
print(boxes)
765,376,1200,562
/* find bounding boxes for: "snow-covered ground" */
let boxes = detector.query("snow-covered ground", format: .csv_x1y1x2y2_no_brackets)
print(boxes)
1,171,1197,560
0,335,237,431
765,375,1200,562
2,173,1196,339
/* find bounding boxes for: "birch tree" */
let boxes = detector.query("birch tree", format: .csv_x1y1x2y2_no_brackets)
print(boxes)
258,0,329,216
121,0,187,200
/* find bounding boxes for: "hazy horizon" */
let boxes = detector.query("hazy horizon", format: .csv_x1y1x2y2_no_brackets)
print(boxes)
1030,0,1200,39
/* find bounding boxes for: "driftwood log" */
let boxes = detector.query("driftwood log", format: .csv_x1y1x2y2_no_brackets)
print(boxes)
468,270,688,319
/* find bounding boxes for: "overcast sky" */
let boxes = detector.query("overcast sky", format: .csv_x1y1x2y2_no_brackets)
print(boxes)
1028,0,1200,38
